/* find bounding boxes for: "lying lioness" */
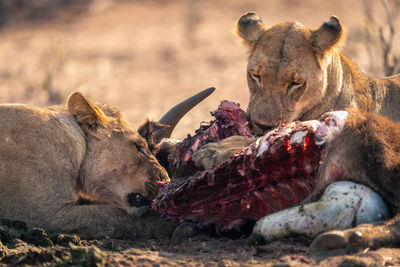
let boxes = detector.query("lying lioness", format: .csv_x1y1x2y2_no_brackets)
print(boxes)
0,89,213,239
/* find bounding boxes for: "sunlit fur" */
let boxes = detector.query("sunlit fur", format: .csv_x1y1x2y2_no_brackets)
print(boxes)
0,92,173,239
237,12,400,134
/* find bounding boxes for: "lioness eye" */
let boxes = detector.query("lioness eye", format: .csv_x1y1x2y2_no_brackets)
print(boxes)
287,81,304,91
251,73,261,83
134,143,145,154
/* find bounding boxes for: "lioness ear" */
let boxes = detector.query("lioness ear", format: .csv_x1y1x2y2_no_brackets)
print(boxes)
311,16,345,53
137,120,170,151
236,12,266,47
68,92,108,133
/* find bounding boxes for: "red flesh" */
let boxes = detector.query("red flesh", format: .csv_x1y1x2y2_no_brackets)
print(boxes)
153,102,323,232
168,100,253,178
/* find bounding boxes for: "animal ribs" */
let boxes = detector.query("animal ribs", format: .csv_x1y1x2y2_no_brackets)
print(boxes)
153,101,324,232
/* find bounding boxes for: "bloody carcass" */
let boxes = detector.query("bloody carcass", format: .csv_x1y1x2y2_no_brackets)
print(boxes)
166,100,254,178
153,101,324,232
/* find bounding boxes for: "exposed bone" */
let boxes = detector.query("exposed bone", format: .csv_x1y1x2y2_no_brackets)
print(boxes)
289,130,309,146
315,110,348,145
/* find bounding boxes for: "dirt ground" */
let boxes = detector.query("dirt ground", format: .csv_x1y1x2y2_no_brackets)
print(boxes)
1,0,400,266
1,218,400,266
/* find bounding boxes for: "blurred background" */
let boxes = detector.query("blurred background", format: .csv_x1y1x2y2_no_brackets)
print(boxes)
0,0,399,138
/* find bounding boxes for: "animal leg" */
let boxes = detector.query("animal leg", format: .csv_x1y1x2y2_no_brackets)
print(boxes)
192,136,256,169
48,204,175,240
311,214,400,251
250,181,389,244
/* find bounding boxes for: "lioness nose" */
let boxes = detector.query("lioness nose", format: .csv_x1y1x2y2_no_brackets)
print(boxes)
127,193,150,207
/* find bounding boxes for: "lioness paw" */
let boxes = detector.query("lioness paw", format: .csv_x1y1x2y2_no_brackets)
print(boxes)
193,136,256,169
310,228,370,252
192,143,223,170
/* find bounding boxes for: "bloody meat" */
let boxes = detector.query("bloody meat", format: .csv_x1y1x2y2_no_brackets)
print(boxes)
167,100,253,178
153,101,324,232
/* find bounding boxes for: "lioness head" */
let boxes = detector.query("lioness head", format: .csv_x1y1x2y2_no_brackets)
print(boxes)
237,12,345,134
68,92,169,215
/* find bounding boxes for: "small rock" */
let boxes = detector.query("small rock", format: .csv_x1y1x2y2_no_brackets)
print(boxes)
52,233,83,247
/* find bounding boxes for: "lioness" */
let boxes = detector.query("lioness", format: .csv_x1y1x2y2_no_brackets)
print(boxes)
237,12,400,134
194,12,400,168
192,13,400,250
235,12,400,250
0,90,212,240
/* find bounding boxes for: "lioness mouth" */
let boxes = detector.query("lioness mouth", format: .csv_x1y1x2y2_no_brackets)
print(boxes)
127,193,150,207
254,121,274,133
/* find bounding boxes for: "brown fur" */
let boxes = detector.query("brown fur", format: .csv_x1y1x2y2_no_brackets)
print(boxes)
237,12,400,134
0,92,174,239
192,136,257,170
314,112,400,212
310,111,400,249
235,12,400,249
138,119,169,152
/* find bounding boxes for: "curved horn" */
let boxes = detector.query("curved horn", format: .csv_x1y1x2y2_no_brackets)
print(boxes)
155,87,215,142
